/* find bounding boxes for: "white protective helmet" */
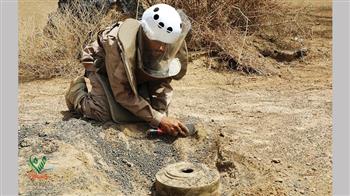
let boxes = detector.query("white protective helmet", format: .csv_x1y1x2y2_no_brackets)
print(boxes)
141,4,182,44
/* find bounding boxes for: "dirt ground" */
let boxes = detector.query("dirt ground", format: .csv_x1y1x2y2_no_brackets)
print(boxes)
18,1,332,195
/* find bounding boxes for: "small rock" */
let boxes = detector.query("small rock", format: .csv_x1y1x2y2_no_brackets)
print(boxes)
99,132,105,139
20,139,30,147
311,167,317,171
44,137,52,141
38,132,47,137
112,161,118,165
287,164,292,168
122,159,133,167
300,189,305,194
306,163,311,166
211,119,215,122
97,160,104,165
271,158,281,164
44,121,50,125
275,178,283,183
253,156,261,161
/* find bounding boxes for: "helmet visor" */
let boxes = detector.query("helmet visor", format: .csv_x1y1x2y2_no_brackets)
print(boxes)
138,9,191,78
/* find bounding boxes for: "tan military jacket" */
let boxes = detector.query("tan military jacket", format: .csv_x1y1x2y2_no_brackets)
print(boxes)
80,19,188,127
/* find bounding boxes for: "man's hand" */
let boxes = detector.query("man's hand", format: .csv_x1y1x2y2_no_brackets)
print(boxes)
159,117,189,137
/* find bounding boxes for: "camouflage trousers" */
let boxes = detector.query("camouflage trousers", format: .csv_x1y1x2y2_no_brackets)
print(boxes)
72,71,146,123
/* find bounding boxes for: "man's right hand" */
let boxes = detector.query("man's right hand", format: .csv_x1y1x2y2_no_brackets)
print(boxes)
159,117,189,137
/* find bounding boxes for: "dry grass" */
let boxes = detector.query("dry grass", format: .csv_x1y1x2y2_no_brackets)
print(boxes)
19,0,312,81
19,1,124,81
151,0,311,74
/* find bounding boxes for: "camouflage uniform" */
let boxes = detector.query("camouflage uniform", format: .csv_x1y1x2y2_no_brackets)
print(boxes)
65,19,188,127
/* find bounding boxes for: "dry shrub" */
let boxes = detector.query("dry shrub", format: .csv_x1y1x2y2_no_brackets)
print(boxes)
19,0,311,81
143,0,311,74
19,1,124,81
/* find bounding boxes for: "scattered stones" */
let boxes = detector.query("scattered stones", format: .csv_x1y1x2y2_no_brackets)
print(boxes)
36,138,59,154
260,47,308,62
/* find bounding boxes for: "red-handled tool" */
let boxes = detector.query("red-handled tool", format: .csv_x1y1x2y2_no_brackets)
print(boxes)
146,128,165,136
146,123,196,136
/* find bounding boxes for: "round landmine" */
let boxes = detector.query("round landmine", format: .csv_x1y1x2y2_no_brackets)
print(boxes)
155,162,220,196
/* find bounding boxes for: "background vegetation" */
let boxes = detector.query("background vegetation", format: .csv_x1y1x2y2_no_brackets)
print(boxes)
19,0,311,81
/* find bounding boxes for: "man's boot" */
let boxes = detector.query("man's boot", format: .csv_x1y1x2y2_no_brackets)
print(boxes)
65,76,88,112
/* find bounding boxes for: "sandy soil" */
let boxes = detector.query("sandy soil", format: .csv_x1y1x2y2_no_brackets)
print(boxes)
18,2,332,196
